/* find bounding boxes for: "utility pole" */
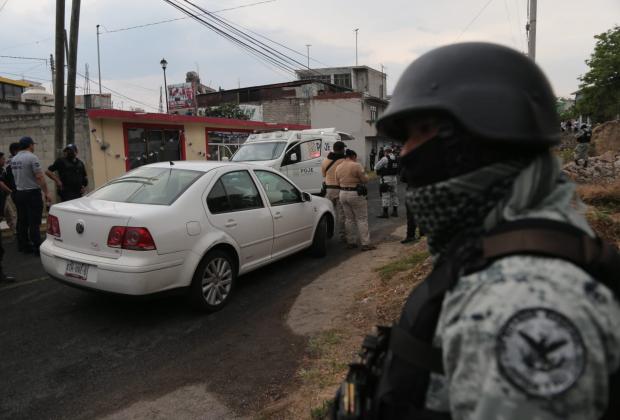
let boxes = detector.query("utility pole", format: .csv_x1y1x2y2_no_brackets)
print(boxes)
354,28,359,66
50,54,55,94
96,24,102,94
54,0,65,157
66,0,81,147
305,44,311,69
380,63,386,99
527,0,537,61
84,63,90,95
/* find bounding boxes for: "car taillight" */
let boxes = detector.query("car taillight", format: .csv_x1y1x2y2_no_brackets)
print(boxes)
107,226,125,248
47,214,61,237
107,226,156,251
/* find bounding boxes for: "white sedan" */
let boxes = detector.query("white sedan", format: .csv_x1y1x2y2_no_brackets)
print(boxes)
40,161,335,311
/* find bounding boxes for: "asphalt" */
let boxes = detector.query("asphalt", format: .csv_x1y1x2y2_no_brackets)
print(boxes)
0,179,407,420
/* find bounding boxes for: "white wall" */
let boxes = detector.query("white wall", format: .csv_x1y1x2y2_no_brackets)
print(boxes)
310,97,377,168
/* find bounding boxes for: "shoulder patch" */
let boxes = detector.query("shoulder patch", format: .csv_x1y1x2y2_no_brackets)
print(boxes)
496,307,586,399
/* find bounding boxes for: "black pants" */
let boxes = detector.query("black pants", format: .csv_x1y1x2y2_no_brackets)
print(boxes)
405,199,418,239
15,189,43,252
59,189,82,202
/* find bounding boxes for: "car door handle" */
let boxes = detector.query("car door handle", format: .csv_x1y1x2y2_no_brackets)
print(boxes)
273,212,283,220
225,219,237,228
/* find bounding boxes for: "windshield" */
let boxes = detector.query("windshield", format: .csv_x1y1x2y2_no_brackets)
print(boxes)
89,167,204,205
231,141,286,162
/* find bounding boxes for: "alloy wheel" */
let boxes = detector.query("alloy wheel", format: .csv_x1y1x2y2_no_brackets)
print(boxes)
201,257,233,306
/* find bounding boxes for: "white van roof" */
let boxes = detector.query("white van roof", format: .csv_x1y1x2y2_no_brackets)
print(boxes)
245,128,354,143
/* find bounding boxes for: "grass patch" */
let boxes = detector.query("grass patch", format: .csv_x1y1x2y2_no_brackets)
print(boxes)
308,330,343,358
577,181,620,213
375,250,430,280
310,400,332,420
586,207,620,245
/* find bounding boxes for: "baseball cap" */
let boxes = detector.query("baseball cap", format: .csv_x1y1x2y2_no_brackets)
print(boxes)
19,136,36,148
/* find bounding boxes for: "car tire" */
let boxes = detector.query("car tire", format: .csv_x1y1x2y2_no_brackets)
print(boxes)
190,249,237,312
309,215,328,258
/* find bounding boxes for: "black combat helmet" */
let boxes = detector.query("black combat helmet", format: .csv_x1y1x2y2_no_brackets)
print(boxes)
377,42,560,147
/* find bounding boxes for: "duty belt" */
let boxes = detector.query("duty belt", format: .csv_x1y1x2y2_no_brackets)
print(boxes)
341,187,357,191
325,185,340,189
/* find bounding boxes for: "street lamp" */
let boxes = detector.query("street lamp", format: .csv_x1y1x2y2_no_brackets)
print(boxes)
160,58,169,113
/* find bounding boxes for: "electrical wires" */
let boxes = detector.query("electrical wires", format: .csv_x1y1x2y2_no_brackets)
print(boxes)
162,0,335,83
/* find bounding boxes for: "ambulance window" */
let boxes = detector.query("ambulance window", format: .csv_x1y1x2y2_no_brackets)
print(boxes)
299,139,322,161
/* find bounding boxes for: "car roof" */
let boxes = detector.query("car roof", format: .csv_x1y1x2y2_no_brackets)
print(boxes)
139,160,274,173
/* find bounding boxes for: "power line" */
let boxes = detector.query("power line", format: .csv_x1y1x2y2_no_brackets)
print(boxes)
163,0,300,77
102,0,275,34
0,54,47,62
456,0,496,42
502,0,520,50
0,0,9,14
76,69,160,111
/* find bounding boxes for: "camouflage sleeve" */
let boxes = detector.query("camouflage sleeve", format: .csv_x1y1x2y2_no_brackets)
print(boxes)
428,255,620,420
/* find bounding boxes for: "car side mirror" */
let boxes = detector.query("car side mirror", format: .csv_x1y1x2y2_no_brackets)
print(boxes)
289,152,298,162
302,192,312,202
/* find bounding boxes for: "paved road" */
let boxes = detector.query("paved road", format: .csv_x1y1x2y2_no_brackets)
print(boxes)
0,180,407,419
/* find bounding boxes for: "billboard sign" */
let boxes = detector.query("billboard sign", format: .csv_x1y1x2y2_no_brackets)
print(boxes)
167,83,194,110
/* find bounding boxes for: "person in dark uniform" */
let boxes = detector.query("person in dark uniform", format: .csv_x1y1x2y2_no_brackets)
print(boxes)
45,144,88,202
0,152,15,283
369,148,377,171
12,136,52,256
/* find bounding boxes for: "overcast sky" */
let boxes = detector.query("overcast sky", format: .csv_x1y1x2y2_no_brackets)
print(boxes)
0,0,618,112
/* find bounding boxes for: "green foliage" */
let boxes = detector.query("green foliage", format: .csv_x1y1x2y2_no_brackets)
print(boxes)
376,250,429,280
558,106,578,121
310,400,333,420
203,102,250,120
577,26,620,122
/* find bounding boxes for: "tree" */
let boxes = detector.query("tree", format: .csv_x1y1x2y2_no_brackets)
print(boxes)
203,103,250,120
576,25,620,122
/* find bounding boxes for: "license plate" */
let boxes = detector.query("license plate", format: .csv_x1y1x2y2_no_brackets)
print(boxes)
65,261,90,281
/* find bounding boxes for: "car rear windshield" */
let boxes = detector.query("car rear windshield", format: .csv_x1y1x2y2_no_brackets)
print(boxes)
231,141,286,162
90,167,204,205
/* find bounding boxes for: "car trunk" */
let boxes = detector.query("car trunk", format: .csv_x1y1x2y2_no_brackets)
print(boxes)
50,199,138,259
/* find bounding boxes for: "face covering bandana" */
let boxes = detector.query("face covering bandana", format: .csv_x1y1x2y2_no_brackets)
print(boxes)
406,160,529,255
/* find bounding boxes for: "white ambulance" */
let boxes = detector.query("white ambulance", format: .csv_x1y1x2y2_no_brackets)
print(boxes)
230,128,354,194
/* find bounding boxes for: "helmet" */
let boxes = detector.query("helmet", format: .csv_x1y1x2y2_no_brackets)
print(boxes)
377,42,560,147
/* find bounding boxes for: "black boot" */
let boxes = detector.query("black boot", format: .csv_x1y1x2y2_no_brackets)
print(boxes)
392,206,398,217
377,207,389,218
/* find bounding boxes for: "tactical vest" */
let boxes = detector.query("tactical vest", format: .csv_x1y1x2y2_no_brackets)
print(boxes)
334,218,620,420
378,156,399,176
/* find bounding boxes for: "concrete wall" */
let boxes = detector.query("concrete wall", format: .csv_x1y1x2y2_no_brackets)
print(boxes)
310,98,371,167
0,110,93,198
246,98,311,125
0,99,54,115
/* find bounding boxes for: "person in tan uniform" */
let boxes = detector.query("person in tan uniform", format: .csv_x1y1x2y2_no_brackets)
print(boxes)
335,149,376,251
321,141,346,242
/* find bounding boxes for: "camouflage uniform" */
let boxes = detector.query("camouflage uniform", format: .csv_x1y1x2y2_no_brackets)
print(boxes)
408,153,620,419
375,154,399,208
336,160,370,247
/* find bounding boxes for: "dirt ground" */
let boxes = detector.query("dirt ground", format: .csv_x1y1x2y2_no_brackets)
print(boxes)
259,226,432,419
